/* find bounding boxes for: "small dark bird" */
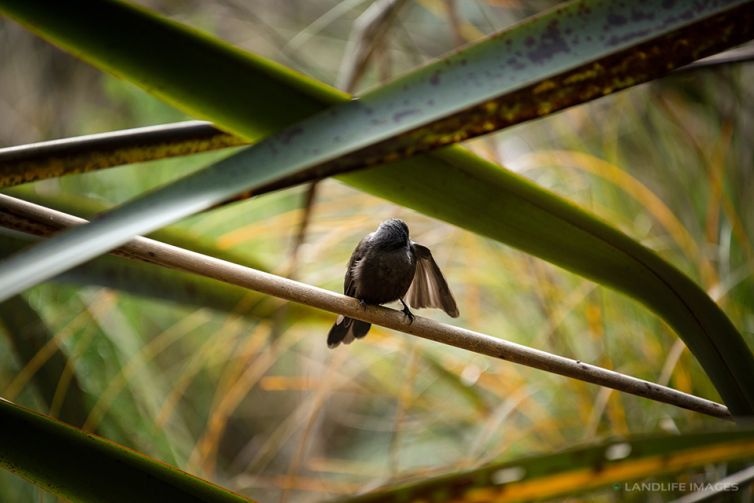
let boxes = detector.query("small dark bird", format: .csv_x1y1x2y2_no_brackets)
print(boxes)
327,219,459,348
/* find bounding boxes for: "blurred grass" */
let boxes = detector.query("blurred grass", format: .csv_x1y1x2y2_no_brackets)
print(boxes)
1,1,753,501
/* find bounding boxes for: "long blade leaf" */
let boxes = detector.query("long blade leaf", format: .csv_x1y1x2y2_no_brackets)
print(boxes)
0,121,242,188
1,0,750,298
344,427,754,502
0,296,89,427
0,398,253,502
0,234,322,322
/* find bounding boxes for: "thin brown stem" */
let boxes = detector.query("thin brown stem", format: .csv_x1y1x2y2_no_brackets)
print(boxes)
0,194,732,421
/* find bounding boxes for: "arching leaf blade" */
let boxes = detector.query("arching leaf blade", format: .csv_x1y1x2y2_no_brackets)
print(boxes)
343,427,754,502
0,121,243,188
0,295,89,427
0,233,327,323
0,398,253,502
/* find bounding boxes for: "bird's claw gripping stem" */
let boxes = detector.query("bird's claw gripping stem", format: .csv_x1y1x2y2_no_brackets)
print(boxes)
400,299,415,324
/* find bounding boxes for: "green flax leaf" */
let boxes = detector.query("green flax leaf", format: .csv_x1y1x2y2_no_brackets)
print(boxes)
0,233,325,322
343,427,754,502
0,295,89,427
0,121,243,188
0,398,253,502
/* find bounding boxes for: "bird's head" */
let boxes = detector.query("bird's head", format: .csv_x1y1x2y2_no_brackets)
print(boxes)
374,218,410,248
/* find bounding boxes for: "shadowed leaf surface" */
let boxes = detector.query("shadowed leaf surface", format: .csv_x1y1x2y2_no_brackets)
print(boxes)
0,398,255,502
346,427,754,502
0,121,243,188
0,295,89,427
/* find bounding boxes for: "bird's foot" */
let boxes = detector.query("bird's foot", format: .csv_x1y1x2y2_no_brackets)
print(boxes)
359,299,368,310
400,300,415,324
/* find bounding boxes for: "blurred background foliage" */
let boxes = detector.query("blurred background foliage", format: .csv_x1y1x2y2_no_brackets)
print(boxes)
1,0,752,501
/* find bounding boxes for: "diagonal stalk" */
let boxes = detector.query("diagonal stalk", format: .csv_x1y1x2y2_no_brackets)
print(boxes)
0,195,732,419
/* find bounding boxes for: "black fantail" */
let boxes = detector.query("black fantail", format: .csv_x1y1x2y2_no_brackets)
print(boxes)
327,219,459,348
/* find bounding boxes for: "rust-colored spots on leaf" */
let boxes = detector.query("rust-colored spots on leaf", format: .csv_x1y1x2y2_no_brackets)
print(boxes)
0,124,246,188
533,79,557,94
483,101,499,115
319,3,754,188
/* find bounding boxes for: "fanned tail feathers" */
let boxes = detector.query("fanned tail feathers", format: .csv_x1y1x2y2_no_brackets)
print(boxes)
327,315,371,348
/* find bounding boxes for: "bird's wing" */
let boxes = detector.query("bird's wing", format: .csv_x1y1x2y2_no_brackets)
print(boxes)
344,235,369,297
406,243,459,317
